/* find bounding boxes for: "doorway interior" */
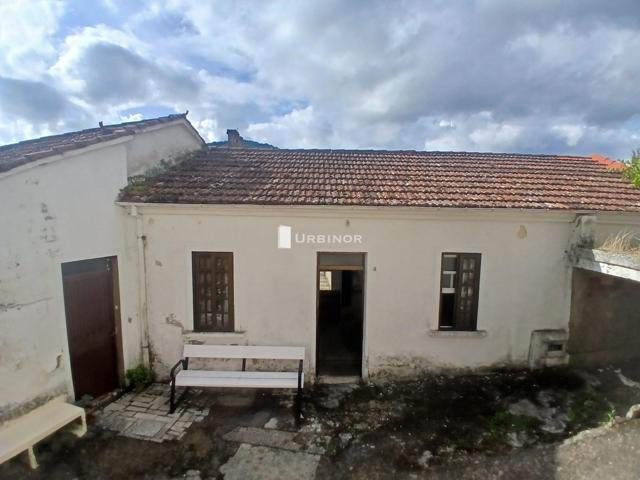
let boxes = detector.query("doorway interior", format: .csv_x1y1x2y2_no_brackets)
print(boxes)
316,252,365,378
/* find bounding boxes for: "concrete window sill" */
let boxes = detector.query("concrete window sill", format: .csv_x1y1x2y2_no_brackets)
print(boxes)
183,331,247,343
428,329,488,338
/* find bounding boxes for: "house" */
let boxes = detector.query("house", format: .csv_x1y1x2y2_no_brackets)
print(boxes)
1,115,639,423
0,114,204,423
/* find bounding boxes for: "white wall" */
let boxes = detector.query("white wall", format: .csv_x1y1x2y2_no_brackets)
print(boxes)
0,143,141,422
135,205,578,381
126,122,202,177
0,124,202,422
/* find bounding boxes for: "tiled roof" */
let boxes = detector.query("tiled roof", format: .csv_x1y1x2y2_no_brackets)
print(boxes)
119,147,640,212
0,114,192,173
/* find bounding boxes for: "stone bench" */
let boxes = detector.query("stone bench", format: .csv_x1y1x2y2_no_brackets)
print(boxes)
0,396,86,469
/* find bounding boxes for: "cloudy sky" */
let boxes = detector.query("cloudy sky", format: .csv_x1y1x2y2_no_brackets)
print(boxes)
1,0,640,158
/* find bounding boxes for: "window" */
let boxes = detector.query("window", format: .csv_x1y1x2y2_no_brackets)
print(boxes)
438,253,481,331
319,271,333,291
192,252,234,332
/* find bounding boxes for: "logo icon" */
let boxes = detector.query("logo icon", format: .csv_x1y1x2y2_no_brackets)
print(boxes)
277,225,292,249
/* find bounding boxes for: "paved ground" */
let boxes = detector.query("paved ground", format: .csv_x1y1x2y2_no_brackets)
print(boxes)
94,383,209,442
2,365,640,479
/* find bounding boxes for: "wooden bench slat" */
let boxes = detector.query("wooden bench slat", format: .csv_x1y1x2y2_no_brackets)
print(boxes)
183,344,305,360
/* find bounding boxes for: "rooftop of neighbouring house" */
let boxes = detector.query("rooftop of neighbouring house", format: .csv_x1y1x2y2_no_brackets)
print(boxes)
119,129,640,212
0,113,195,174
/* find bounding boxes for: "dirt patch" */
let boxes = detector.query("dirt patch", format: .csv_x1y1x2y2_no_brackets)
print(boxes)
2,365,640,479
310,365,640,478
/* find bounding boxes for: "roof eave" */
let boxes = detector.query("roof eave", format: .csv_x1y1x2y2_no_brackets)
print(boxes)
115,201,596,222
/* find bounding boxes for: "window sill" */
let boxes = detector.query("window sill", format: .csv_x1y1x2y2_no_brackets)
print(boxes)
183,331,247,343
428,329,488,338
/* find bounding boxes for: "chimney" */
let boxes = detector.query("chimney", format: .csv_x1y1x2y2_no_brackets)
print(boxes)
226,129,244,148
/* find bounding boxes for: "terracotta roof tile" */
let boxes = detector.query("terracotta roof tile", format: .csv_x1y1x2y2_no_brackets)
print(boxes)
119,147,640,212
0,114,189,173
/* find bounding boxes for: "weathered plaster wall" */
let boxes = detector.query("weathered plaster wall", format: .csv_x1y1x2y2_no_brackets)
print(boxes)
125,122,203,177
0,125,203,422
137,206,576,381
0,144,141,422
568,269,640,367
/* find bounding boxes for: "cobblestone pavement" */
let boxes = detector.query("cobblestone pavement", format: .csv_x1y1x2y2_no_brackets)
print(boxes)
94,383,209,442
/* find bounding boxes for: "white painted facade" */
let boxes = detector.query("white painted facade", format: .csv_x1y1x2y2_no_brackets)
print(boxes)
124,204,640,381
2,117,639,421
0,120,202,422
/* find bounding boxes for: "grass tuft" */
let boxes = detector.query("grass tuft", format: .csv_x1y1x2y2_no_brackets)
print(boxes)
598,231,640,257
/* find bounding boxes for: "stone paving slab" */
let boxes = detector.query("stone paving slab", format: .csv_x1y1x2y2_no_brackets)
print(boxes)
94,383,210,442
223,426,302,451
220,444,320,480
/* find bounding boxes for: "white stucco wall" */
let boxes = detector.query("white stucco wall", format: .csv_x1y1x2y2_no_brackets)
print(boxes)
0,124,202,422
132,205,581,381
0,143,141,421
125,122,203,177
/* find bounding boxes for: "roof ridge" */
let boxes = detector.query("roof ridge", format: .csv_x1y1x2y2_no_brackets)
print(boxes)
211,146,591,159
0,113,200,174
0,113,187,152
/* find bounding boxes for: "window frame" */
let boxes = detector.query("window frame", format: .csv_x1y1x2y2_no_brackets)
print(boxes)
437,252,481,332
191,251,235,332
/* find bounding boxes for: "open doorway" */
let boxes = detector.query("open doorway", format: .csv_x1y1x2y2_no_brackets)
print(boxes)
316,253,365,377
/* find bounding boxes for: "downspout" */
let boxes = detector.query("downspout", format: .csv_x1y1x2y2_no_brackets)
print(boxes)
131,205,151,367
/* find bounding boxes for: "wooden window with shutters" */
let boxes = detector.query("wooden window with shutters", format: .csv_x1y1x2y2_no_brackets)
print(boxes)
438,253,481,331
192,252,234,332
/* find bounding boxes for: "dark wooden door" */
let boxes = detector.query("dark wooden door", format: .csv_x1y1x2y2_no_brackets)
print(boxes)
62,257,120,399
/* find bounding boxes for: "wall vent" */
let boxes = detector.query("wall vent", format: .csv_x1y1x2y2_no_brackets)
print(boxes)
528,329,569,369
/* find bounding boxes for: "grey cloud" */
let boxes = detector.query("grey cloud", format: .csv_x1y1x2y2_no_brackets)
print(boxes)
0,76,90,128
75,42,200,104
3,0,640,159
200,0,640,156
0,77,67,123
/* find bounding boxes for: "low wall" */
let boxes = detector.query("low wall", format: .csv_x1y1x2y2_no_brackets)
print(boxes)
568,268,640,367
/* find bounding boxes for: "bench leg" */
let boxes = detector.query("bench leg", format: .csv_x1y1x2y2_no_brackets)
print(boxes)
25,447,38,469
68,413,87,437
294,386,303,427
169,378,177,414
294,359,303,426
169,382,190,414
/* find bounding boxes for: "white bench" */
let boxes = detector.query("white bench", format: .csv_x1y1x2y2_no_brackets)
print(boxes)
0,396,86,469
169,344,305,415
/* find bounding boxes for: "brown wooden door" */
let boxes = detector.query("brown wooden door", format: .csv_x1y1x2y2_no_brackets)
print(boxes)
62,257,120,399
